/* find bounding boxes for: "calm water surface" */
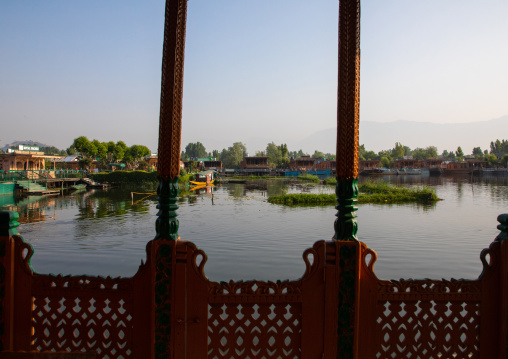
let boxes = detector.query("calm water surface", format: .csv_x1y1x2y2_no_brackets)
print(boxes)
4,175,508,281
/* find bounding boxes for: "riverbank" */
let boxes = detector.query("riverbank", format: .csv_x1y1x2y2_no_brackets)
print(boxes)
267,181,440,205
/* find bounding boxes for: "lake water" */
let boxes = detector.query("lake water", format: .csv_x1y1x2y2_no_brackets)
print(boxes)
3,175,508,282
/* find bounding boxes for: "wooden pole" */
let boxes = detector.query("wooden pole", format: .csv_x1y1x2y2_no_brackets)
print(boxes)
334,2,361,359
155,0,188,241
334,0,361,242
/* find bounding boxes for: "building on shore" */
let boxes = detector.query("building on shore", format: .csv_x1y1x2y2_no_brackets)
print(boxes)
240,156,270,170
0,145,61,173
288,156,316,171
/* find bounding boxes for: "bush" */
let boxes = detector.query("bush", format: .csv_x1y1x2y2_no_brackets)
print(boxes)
323,177,337,186
297,173,320,183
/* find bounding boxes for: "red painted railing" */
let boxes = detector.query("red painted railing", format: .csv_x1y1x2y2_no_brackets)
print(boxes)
1,211,507,358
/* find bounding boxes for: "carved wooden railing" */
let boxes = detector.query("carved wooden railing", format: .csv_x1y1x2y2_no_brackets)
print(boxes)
1,211,508,358
356,214,508,359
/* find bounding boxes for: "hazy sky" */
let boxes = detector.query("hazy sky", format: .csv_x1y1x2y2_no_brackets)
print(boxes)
1,1,507,154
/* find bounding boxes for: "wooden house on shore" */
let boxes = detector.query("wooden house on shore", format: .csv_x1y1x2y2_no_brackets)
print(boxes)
240,156,269,170
288,156,316,171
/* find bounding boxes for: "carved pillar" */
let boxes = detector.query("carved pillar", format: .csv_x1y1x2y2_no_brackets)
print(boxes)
153,1,188,358
334,0,361,242
334,1,361,358
155,0,188,241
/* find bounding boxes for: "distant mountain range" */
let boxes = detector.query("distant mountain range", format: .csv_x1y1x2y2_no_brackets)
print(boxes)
295,116,508,155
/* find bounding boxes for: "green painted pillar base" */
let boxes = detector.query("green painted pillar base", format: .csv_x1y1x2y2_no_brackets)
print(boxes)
334,178,358,241
155,177,179,240
0,211,20,237
496,214,508,241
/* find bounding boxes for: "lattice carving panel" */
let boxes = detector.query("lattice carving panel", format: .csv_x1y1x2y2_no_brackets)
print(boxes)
376,300,480,359
30,275,134,359
208,302,301,359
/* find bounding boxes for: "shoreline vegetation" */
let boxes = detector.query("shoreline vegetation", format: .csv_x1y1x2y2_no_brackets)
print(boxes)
268,180,440,206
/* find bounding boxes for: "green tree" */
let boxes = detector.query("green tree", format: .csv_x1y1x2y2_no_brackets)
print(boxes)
124,145,151,170
501,154,508,168
312,150,325,160
72,136,97,159
222,142,247,168
278,144,290,167
266,142,281,167
411,148,427,160
490,139,508,154
441,150,456,161
288,149,307,159
380,156,391,168
455,146,464,160
391,142,405,159
185,142,207,159
105,141,116,162
472,147,483,158
92,140,107,163
66,145,76,156
485,153,499,167
114,141,128,162
359,144,378,160
40,146,62,155
425,146,438,158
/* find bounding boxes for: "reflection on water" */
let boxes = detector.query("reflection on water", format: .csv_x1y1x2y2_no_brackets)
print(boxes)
3,175,508,282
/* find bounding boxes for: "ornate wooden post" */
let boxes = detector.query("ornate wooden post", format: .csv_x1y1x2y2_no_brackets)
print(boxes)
152,1,188,359
333,1,361,359
155,0,188,241
334,0,361,242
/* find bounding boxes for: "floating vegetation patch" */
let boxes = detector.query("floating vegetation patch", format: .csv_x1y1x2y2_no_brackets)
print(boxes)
297,174,320,183
268,182,440,206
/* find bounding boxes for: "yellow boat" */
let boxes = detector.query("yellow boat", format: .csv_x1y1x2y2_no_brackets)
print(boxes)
189,180,214,186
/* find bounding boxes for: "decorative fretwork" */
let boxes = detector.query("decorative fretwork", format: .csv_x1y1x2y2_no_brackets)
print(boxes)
376,299,480,359
208,280,302,359
31,275,134,359
360,244,484,359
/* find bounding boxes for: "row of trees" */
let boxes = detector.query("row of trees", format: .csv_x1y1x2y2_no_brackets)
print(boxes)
181,139,508,170
360,140,508,168
181,141,338,169
68,136,151,170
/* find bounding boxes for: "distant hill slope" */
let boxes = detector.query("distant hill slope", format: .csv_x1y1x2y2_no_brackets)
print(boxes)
2,140,54,152
296,116,508,154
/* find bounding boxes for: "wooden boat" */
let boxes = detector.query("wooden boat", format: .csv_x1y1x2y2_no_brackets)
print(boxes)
69,184,87,191
190,180,214,186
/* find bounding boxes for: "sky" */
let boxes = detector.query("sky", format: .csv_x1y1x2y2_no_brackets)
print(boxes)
1,0,507,155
